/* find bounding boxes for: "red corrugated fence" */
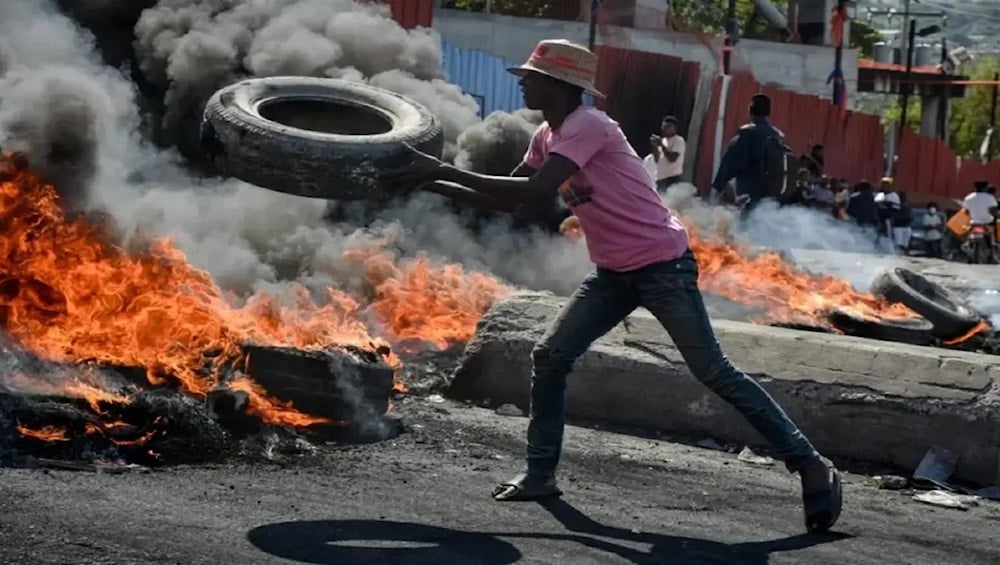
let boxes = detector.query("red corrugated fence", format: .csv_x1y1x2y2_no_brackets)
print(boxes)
374,0,433,29
695,74,886,191
894,128,1000,202
595,46,701,155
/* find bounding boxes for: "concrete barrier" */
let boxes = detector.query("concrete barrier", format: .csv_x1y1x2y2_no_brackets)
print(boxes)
449,293,1000,485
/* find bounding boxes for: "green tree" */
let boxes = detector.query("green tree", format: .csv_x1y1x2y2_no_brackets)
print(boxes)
949,57,1000,159
669,0,788,40
849,20,882,58
884,98,922,132
857,95,922,133
453,0,551,18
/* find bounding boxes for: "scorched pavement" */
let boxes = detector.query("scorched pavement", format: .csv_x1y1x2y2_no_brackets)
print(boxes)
0,396,997,565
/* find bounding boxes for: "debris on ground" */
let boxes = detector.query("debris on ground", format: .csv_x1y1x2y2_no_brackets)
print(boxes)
736,446,775,466
904,446,1000,503
427,394,446,404
872,475,909,490
26,457,151,474
695,438,726,451
912,490,981,510
912,446,959,489
495,403,525,417
974,486,1000,501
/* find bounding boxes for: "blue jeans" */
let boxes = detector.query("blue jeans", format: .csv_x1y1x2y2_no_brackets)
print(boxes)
526,250,820,476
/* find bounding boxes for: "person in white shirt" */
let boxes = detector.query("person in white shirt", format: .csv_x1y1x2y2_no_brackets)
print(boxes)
873,185,900,253
963,180,998,225
641,115,686,193
963,180,998,249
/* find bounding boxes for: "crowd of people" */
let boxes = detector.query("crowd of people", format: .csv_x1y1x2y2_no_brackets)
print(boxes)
639,96,996,259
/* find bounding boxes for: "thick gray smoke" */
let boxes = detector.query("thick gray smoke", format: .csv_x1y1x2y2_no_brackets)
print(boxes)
454,109,544,174
0,0,590,304
0,0,141,210
0,0,906,322
132,0,479,159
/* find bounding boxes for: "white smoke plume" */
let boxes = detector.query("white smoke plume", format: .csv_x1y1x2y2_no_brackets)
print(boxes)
661,182,880,256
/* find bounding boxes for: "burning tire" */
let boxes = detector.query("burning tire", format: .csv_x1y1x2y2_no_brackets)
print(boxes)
201,77,444,201
827,308,935,345
869,268,981,339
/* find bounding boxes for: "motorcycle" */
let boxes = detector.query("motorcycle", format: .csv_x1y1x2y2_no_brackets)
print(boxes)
962,222,997,264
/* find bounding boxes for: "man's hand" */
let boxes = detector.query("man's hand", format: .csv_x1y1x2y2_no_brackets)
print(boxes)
381,144,445,192
649,135,662,160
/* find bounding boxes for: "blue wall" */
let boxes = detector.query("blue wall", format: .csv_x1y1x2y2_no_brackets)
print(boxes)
440,40,597,118
441,40,524,118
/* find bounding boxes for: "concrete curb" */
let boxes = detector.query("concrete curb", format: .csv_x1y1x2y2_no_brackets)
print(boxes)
449,293,1000,485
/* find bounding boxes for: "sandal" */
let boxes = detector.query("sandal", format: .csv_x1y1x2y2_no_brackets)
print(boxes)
492,472,562,501
800,457,843,533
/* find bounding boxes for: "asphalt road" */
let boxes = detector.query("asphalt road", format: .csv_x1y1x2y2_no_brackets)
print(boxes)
1,398,997,565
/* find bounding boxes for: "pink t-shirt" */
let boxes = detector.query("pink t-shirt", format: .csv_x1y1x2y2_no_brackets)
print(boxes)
524,106,689,272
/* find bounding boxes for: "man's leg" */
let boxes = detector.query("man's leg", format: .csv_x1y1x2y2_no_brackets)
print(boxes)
493,269,637,500
633,254,818,467
634,252,841,532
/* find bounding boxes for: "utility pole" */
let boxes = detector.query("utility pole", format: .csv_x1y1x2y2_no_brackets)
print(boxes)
588,0,599,51
723,0,736,75
866,4,946,175
897,19,917,152
832,0,846,103
901,0,911,63
937,39,948,141
989,71,999,160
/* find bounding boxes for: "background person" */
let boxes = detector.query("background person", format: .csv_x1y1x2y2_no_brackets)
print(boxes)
711,94,788,215
874,179,900,253
846,180,877,230
893,192,913,253
642,115,685,193
923,202,944,258
963,180,998,231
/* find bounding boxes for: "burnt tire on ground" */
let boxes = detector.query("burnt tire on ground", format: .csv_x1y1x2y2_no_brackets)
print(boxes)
201,77,443,201
869,267,981,339
826,308,935,345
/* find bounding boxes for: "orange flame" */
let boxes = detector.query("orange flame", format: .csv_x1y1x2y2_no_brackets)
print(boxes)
0,152,506,442
942,319,991,346
559,215,914,327
15,424,70,442
689,225,916,326
559,216,584,241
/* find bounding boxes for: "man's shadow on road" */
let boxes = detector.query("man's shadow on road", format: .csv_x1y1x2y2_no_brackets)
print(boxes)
247,497,849,564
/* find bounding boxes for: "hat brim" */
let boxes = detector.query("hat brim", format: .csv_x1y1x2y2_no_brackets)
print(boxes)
507,65,605,99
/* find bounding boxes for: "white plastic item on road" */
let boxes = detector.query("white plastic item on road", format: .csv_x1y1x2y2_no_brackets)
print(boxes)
912,490,980,510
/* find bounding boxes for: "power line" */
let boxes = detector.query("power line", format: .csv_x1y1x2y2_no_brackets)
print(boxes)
914,0,1000,24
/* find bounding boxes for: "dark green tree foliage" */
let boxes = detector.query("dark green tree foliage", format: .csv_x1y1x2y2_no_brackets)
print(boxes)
949,57,1000,158
669,0,788,41
452,0,552,18
849,20,882,58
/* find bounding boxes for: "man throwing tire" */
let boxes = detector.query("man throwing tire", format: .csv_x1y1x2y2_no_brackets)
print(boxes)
387,39,842,534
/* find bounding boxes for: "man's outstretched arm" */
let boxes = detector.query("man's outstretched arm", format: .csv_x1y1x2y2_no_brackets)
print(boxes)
434,154,578,203
420,181,518,211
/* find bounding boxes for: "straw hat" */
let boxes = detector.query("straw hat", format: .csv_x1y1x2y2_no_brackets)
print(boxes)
507,39,604,98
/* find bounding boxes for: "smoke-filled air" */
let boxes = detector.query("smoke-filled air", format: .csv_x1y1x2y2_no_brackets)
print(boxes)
0,0,591,307
0,0,909,374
